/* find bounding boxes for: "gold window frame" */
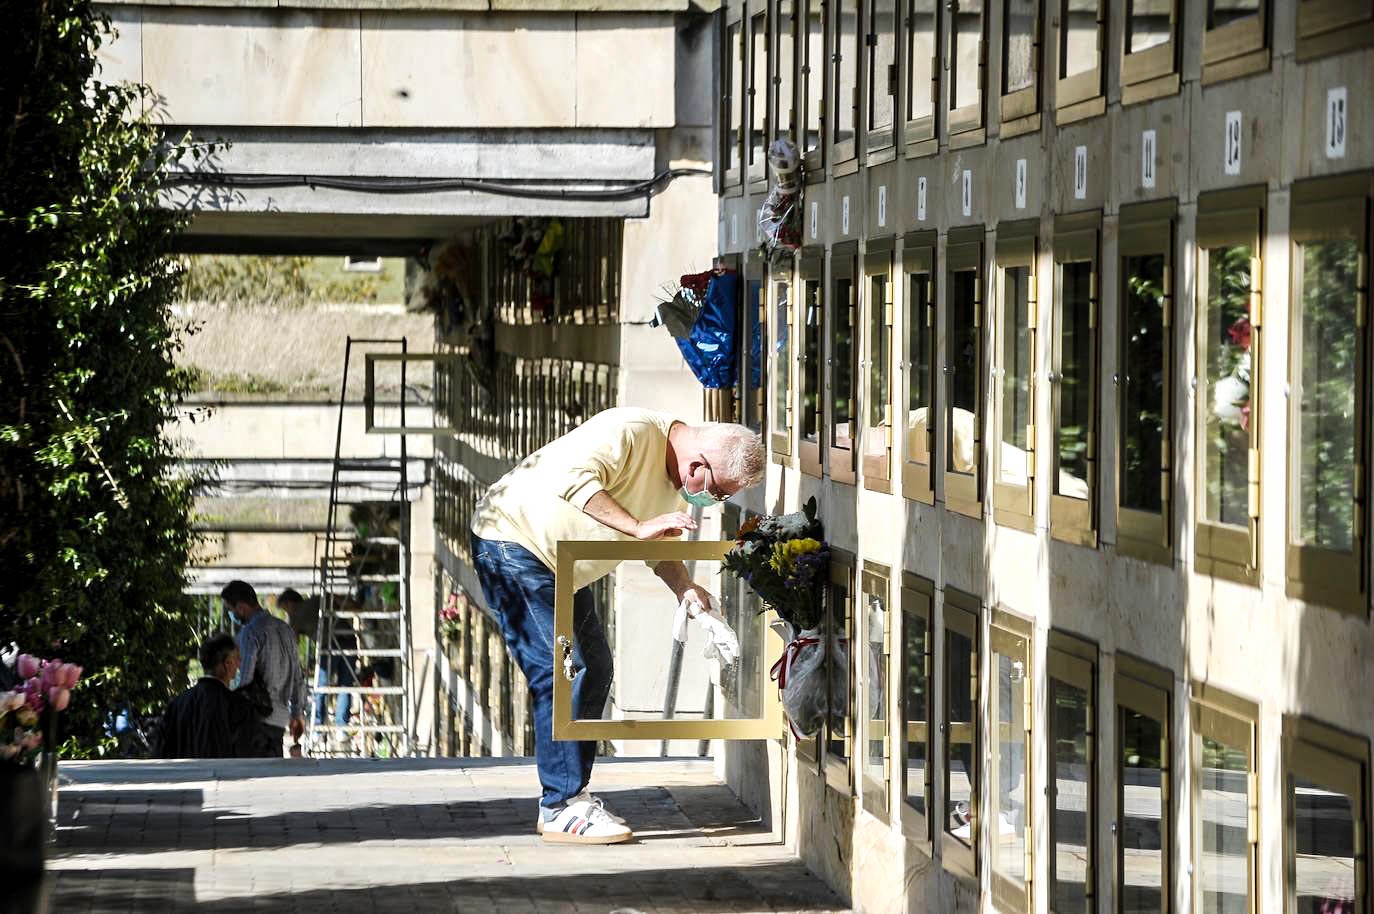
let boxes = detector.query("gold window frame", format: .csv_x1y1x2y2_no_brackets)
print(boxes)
1190,683,1260,914
1297,0,1374,59
989,608,1035,914
820,547,858,792
749,3,771,188
864,241,897,492
1282,715,1370,914
830,242,861,485
774,0,799,145
904,0,941,155
903,233,939,504
1286,174,1370,618
1116,200,1176,566
771,258,798,459
724,6,747,191
946,0,988,142
800,249,827,477
1115,653,1173,914
993,224,1039,532
832,0,862,169
941,587,982,883
1120,0,1180,104
365,352,460,436
1050,211,1102,548
1195,187,1264,586
1048,630,1100,914
1055,0,1106,123
551,539,784,741
744,250,769,435
801,0,828,178
865,0,899,153
1201,0,1270,84
999,0,1043,129
900,572,935,847
861,562,894,822
945,227,986,519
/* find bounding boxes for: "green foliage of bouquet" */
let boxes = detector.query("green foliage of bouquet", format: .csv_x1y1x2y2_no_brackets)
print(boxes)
722,497,829,631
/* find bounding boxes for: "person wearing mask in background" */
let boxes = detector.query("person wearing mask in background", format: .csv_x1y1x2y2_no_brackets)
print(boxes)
160,633,260,758
221,580,306,757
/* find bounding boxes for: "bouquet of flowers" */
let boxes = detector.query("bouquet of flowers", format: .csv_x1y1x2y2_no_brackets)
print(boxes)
1,649,82,766
722,496,828,631
438,591,465,644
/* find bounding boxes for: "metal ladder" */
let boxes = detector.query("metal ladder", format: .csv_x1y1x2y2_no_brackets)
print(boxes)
309,337,416,758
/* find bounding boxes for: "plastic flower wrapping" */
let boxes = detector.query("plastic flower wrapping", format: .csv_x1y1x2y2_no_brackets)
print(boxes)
722,496,829,632
0,648,82,766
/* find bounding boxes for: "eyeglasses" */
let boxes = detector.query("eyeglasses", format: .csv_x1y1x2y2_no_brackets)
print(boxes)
699,461,730,503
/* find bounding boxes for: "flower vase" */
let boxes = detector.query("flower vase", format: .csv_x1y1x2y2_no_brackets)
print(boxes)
0,763,48,912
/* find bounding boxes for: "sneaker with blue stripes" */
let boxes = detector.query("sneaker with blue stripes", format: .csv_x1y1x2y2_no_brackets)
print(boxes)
539,798,632,844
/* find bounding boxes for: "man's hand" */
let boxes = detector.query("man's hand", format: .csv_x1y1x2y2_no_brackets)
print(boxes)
678,583,715,617
289,717,305,740
634,511,699,540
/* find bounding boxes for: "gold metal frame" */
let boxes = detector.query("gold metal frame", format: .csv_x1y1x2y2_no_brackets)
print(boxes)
800,0,828,178
800,249,827,477
723,6,747,191
365,353,460,435
864,0,898,154
946,227,986,519
903,233,938,504
830,242,861,485
771,257,798,459
551,539,784,741
1201,0,1269,84
822,548,858,792
1054,0,1106,122
831,0,861,168
1115,654,1173,914
903,0,941,155
1050,212,1101,547
1286,174,1370,617
1120,0,1180,104
748,4,771,189
900,573,935,847
773,0,799,147
1297,0,1374,60
1048,630,1099,914
999,0,1042,129
744,250,770,436
993,223,1039,532
946,0,988,141
1190,683,1260,914
941,587,982,883
1116,200,1176,566
860,563,894,822
864,241,897,492
1195,187,1264,585
989,608,1034,914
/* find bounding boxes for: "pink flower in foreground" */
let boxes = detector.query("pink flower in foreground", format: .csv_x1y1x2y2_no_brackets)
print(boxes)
47,687,71,712
1228,317,1253,351
16,654,39,679
22,678,45,712
59,663,82,688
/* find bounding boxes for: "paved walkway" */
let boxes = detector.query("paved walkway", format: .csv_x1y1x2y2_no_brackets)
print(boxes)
47,757,848,914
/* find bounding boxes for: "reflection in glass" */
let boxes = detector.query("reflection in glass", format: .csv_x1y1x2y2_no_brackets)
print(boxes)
803,279,823,441
805,0,825,155
751,13,767,170
952,0,984,111
908,0,938,122
1052,676,1093,914
833,277,855,449
992,651,1029,891
1058,260,1093,496
868,275,892,464
734,584,765,720
773,280,792,438
908,272,934,465
1199,733,1250,914
904,606,929,816
728,23,743,172
1004,0,1037,94
1296,239,1359,552
777,1,796,140
826,579,852,761
1127,0,1172,53
1291,776,1357,914
746,278,764,433
949,269,979,476
1061,0,1101,78
835,0,860,145
1121,707,1167,914
870,0,897,131
865,592,888,797
1122,253,1167,514
1208,0,1259,29
1201,244,1253,528
1001,266,1032,486
945,626,977,847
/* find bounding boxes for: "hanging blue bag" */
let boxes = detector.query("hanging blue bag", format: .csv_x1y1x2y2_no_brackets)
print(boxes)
673,270,739,389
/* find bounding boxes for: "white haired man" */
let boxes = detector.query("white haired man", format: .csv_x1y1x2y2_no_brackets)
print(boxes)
470,407,765,844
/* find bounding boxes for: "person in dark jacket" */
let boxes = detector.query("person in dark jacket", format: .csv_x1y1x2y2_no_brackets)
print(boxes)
159,633,262,759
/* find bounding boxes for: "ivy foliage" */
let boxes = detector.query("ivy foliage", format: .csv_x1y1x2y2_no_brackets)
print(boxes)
1,1,204,754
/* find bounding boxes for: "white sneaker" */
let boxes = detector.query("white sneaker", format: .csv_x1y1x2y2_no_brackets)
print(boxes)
540,799,633,845
535,791,626,833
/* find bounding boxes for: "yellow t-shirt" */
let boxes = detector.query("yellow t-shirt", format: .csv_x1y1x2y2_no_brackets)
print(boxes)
470,407,682,590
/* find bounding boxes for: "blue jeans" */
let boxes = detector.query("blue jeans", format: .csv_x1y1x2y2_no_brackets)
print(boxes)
314,654,355,726
471,534,613,808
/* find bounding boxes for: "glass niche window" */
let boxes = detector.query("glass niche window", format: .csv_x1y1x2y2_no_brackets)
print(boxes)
864,244,896,491
993,225,1038,531
1202,0,1269,83
771,267,795,457
1284,716,1369,914
1057,0,1106,121
749,5,769,183
866,0,898,151
724,11,745,188
1116,654,1173,914
904,235,938,504
1288,175,1369,617
990,610,1034,914
905,0,940,151
822,549,857,791
900,574,935,845
1192,684,1259,914
1049,632,1099,914
945,228,984,518
800,251,825,477
743,254,767,434
1117,201,1175,566
1001,0,1042,127
833,0,861,165
774,0,797,143
861,564,892,821
948,0,987,139
1196,188,1263,585
1051,213,1101,548
1122,0,1180,104
800,0,825,172
942,590,981,882
830,243,860,484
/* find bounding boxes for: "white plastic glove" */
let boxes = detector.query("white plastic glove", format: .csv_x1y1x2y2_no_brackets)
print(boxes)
693,607,741,667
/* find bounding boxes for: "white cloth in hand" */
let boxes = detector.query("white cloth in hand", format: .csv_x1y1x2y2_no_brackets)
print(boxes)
693,608,741,667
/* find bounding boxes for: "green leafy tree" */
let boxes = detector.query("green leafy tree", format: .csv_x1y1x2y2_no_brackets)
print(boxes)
1,1,203,754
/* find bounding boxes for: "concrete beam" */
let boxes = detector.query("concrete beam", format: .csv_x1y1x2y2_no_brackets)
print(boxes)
101,0,689,10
